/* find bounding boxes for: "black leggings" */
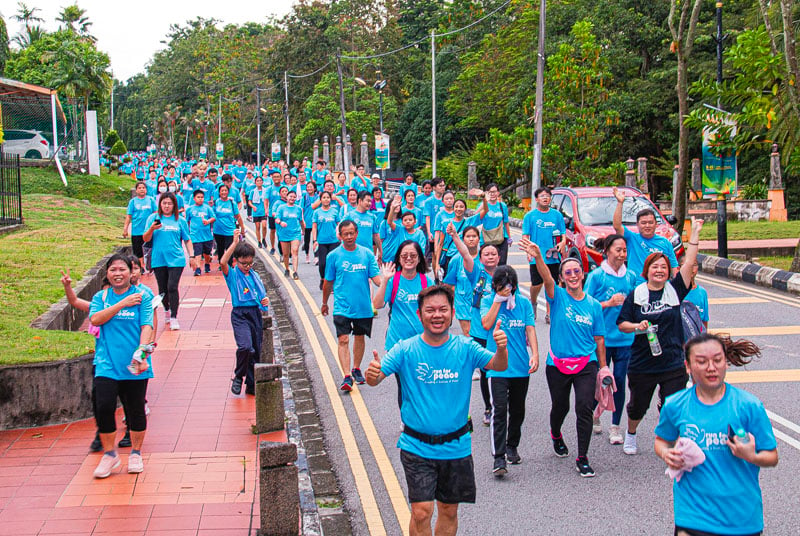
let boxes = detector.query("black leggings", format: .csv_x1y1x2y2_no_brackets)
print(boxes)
303,228,313,256
317,242,339,280
94,376,148,434
214,234,235,266
489,376,530,458
153,266,183,317
496,239,509,266
546,362,598,458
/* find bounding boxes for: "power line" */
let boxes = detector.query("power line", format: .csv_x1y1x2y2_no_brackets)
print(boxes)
340,38,428,61
435,0,512,38
287,61,332,79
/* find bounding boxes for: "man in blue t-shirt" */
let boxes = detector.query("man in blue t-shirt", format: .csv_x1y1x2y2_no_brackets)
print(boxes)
521,187,566,321
613,187,678,280
365,285,508,536
322,220,381,392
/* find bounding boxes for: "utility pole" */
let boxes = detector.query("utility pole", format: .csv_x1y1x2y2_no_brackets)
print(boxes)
336,51,350,178
217,94,222,144
714,1,728,258
256,88,262,169
431,29,437,178
284,71,291,165
110,84,114,131
531,0,546,193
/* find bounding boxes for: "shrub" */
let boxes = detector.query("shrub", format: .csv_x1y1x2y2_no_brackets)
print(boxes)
105,129,121,148
109,139,128,156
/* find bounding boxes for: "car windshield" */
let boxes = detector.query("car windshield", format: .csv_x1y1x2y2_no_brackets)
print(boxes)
576,196,663,226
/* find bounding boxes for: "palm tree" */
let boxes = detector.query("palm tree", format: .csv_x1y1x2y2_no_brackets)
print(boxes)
56,4,95,42
11,2,44,48
0,13,9,72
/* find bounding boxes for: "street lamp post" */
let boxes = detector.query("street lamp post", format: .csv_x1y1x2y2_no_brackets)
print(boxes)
356,69,388,188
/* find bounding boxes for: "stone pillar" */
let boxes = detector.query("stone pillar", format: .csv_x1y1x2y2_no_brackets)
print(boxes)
322,135,330,166
671,165,680,216
624,158,636,188
313,139,319,165
260,312,274,364
467,161,478,199
259,441,299,536
345,135,353,173
255,363,284,433
360,133,369,173
334,136,343,172
769,143,788,221
637,157,649,195
690,158,702,200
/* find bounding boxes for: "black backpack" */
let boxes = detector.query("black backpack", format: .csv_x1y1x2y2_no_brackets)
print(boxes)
681,301,706,342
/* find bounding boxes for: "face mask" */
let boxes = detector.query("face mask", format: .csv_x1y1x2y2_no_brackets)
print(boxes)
158,186,167,193
168,185,177,192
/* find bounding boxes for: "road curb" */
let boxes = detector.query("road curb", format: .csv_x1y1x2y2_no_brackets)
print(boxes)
697,253,800,295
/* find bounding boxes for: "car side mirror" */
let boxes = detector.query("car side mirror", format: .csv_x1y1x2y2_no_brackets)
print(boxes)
665,215,678,226
563,216,574,230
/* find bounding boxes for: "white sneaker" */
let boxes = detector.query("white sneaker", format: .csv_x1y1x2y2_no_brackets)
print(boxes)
609,425,623,445
592,417,602,435
623,432,638,455
163,310,171,324
169,318,180,330
128,453,144,473
93,453,121,478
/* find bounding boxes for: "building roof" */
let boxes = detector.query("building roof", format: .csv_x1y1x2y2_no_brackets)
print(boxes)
0,77,66,122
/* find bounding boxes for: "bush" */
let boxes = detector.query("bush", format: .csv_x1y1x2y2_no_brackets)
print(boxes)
105,129,121,148
738,178,768,200
109,139,128,156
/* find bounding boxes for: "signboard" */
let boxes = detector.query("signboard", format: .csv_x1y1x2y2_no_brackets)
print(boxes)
701,114,737,196
148,144,156,158
199,145,207,160
271,142,281,161
375,133,390,170
215,142,224,160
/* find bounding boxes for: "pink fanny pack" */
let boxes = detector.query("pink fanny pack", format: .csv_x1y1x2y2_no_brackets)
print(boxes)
549,350,590,375
87,323,100,338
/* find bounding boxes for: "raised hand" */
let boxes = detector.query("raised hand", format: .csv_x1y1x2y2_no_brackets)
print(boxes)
380,262,396,280
365,349,383,385
60,268,72,287
613,186,625,204
446,222,458,237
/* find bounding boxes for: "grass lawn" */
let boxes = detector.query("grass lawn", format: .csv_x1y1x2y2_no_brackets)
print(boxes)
699,220,800,241
751,256,795,272
20,165,136,207
0,194,126,365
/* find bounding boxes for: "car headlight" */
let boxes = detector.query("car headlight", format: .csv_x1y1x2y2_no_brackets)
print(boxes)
586,234,598,250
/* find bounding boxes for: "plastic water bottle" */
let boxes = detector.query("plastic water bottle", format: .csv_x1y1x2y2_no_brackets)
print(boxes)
735,427,750,444
602,376,613,387
646,323,662,356
551,229,562,249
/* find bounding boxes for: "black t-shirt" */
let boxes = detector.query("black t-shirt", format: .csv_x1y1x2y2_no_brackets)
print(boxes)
617,274,690,374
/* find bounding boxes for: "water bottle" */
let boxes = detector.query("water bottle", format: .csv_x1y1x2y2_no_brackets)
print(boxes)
735,427,750,444
646,323,662,356
552,229,562,249
602,375,613,387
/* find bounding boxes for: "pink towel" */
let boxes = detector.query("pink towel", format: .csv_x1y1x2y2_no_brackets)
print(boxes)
593,366,616,419
665,437,706,482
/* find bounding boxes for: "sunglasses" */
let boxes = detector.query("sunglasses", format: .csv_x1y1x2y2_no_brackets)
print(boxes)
400,254,419,260
562,268,582,276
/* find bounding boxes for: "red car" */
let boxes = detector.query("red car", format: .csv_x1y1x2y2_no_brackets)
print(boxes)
549,187,685,272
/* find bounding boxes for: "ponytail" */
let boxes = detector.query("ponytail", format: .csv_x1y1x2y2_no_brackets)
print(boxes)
685,333,761,367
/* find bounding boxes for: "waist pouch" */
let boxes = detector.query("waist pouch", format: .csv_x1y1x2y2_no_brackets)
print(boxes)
549,350,590,375
403,419,473,445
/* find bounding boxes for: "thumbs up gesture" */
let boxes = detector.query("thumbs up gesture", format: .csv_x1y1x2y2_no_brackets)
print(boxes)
365,349,384,386
492,319,507,350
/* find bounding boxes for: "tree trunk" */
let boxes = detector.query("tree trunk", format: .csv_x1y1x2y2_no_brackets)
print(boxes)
673,54,689,236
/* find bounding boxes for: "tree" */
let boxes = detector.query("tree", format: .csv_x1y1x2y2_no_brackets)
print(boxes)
104,129,120,148
11,2,44,48
57,3,94,41
109,139,127,156
0,12,9,73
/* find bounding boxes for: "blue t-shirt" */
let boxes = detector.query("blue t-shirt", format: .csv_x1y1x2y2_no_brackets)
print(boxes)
402,206,425,229
312,169,330,188
249,187,268,217
145,214,190,268
424,197,444,233
145,179,158,198
399,183,418,199
351,175,369,192
481,201,509,238
522,208,566,265
623,227,679,279
126,196,157,235
381,335,493,459
181,179,200,207
276,204,304,242
213,198,240,236
313,207,341,245
433,209,455,239
324,245,379,318
185,203,215,243
584,267,638,347
383,226,426,263
442,254,480,321
223,267,262,308
267,183,284,216
416,192,433,210
545,286,605,363
89,286,154,381
302,193,319,227
349,210,379,250
383,274,426,351
685,285,710,322
654,385,776,535
198,179,216,201
481,292,535,378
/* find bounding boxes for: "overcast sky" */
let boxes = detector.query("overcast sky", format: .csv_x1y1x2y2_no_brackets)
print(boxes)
4,0,295,80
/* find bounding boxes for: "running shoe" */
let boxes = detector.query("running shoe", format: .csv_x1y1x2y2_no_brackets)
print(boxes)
284,269,290,277
575,456,595,478
93,452,120,479
293,272,299,280
551,433,569,457
169,318,180,330
128,453,144,474
258,242,264,249
609,425,623,445
204,263,211,273
269,247,276,255
593,417,602,435
314,257,319,266
351,368,366,385
231,377,243,395
194,267,201,276
89,434,102,453
306,255,311,264
506,446,522,465
492,457,507,477
340,376,353,392
623,432,638,455
483,409,491,427
163,310,171,324
118,429,131,448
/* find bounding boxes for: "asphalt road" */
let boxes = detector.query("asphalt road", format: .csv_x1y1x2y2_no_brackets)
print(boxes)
249,223,800,536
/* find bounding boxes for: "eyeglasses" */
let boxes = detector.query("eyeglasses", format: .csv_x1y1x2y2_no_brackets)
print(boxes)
238,260,254,268
562,268,582,276
400,254,419,260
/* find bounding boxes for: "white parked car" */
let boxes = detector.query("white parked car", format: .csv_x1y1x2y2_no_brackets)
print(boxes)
2,129,52,159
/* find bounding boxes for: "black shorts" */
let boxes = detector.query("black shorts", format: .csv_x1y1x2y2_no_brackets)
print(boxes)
627,367,688,421
529,262,560,286
253,215,267,223
193,240,213,256
131,235,145,258
268,216,277,230
333,315,373,338
400,450,476,504
675,527,761,536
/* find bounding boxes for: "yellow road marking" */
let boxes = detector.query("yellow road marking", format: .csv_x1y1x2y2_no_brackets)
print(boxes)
709,326,800,336
708,297,768,305
727,369,800,383
695,274,800,308
250,240,390,535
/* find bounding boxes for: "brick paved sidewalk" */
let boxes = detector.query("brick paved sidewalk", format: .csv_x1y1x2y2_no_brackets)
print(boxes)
0,264,284,536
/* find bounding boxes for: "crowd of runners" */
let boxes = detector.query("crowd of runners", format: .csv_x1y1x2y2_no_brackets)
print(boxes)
62,152,779,536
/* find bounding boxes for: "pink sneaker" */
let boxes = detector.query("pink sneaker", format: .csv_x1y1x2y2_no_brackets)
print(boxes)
93,453,120,478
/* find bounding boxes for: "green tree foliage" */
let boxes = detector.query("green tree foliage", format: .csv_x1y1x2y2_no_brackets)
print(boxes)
109,138,127,156
104,129,120,148
0,12,9,73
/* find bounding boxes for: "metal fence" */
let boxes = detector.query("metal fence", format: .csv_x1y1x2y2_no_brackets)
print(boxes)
0,95,86,162
0,152,23,227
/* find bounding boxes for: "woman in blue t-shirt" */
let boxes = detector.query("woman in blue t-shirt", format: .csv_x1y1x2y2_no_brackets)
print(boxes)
123,182,157,270
442,225,482,336
302,182,319,264
655,333,778,536
311,191,341,290
477,183,511,265
275,190,305,280
212,184,244,267
372,240,428,409
521,238,607,478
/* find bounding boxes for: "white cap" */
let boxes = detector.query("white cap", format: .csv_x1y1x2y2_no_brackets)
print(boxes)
371,173,380,179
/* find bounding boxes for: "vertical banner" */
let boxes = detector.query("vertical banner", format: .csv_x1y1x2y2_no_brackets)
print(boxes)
271,142,281,162
215,142,224,161
375,133,390,170
199,145,207,160
701,114,737,196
